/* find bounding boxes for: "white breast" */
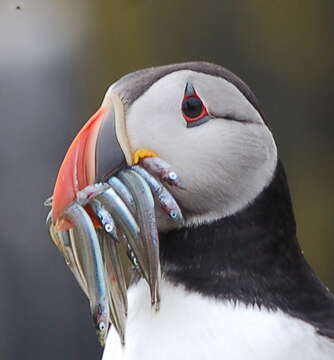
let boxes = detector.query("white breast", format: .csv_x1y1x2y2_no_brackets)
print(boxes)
102,279,334,360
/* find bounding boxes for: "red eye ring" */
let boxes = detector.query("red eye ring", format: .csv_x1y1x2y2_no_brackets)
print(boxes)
182,93,209,123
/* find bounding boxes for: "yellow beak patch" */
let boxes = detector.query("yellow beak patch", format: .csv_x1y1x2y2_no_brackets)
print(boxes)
132,148,158,165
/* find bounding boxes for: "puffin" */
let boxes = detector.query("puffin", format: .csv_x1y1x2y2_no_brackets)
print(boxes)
52,62,334,359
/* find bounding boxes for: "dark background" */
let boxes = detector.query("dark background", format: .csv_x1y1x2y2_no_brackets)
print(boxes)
0,0,333,359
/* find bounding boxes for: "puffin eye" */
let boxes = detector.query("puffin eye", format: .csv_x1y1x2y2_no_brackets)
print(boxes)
182,96,204,119
182,83,210,127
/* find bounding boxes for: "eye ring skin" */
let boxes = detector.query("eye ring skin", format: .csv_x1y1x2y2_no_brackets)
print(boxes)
186,114,213,128
182,82,213,128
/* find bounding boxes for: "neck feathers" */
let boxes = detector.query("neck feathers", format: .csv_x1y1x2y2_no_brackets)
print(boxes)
159,161,334,338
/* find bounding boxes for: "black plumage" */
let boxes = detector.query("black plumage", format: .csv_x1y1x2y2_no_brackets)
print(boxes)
159,161,334,340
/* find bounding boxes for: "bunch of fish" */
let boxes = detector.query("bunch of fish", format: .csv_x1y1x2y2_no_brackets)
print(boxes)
45,156,184,346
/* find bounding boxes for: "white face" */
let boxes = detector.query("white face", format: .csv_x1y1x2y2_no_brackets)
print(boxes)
123,70,277,229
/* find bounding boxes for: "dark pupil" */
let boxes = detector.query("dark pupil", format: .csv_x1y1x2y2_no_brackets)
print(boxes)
182,96,203,118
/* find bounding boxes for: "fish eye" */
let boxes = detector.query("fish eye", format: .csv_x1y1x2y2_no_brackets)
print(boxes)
168,171,178,181
98,321,106,331
104,223,113,233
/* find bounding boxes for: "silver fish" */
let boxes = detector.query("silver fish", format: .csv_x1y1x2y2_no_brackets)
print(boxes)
140,156,184,188
90,199,118,240
47,211,89,297
100,230,127,344
95,187,149,283
131,165,183,225
64,203,110,346
118,169,161,308
108,176,136,214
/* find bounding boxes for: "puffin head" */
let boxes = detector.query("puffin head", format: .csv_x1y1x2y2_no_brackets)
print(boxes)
49,62,282,346
52,62,277,232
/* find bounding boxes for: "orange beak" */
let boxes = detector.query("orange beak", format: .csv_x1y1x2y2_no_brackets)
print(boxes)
52,93,131,230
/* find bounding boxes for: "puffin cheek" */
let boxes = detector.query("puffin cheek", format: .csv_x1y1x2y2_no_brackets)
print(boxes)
169,123,277,221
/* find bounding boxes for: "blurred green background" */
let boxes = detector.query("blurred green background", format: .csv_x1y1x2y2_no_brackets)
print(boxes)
0,0,333,359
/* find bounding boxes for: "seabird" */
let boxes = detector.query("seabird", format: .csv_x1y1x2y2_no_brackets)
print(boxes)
49,62,334,360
